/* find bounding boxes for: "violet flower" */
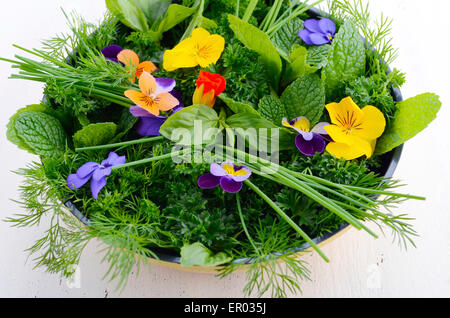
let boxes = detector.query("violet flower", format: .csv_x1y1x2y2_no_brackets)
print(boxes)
129,79,184,136
198,162,252,194
282,117,329,156
298,18,336,46
101,44,123,63
67,152,126,200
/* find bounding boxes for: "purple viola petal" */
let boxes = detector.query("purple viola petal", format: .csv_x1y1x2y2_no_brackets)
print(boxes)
298,29,314,45
130,106,153,118
90,176,108,200
173,105,184,113
101,152,126,167
101,45,123,60
220,177,243,194
170,90,183,105
228,166,252,182
304,19,322,33
210,163,228,177
136,117,168,136
198,173,221,189
298,130,314,141
309,33,331,45
311,122,331,135
76,162,100,179
154,78,176,95
295,134,326,156
318,18,336,35
67,173,91,191
92,166,113,181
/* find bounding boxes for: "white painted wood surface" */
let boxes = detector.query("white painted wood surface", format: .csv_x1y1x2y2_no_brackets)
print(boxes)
1,0,449,298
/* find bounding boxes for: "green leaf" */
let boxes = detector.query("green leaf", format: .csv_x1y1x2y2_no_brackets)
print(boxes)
14,111,68,158
284,45,318,85
160,105,221,145
258,95,286,126
322,20,365,98
226,113,295,151
307,44,331,69
105,0,150,32
375,93,441,155
280,74,326,126
156,4,195,34
135,0,171,26
7,104,54,153
228,14,282,90
218,94,259,115
180,242,232,267
73,123,118,148
271,18,304,60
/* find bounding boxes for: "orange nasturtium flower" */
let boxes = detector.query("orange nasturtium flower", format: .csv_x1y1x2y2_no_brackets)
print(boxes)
117,49,158,82
124,72,179,117
163,28,225,72
324,97,386,160
193,71,227,108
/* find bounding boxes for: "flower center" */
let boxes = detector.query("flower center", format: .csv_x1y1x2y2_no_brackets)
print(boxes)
223,164,248,177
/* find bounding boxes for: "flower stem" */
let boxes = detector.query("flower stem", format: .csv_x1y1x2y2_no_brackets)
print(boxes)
111,150,183,171
244,179,329,263
236,193,261,257
76,136,165,152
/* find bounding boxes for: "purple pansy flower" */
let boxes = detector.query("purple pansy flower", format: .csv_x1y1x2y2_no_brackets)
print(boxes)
129,79,184,136
101,44,123,63
298,18,336,46
67,152,126,200
198,162,252,194
282,117,329,156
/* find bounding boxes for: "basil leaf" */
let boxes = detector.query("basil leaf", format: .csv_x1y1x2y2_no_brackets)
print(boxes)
375,93,441,155
228,14,282,90
218,94,259,115
284,45,318,85
271,18,304,60
73,123,118,148
258,95,287,126
180,242,232,267
135,0,171,26
160,105,221,145
105,0,149,32
14,111,68,158
322,20,365,98
226,113,295,151
156,4,195,34
280,74,326,126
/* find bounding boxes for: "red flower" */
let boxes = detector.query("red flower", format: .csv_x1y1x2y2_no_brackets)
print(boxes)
193,71,226,108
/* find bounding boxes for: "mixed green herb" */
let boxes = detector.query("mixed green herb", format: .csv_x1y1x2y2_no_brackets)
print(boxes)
2,0,441,297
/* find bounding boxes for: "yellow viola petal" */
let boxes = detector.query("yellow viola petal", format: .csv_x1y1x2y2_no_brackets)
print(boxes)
293,117,311,132
326,97,364,129
324,125,355,145
154,92,179,111
136,61,158,78
196,34,225,67
352,106,386,140
326,137,373,160
124,90,158,116
163,48,198,72
139,72,157,97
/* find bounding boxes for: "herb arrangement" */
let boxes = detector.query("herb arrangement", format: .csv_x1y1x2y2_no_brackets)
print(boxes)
2,0,441,297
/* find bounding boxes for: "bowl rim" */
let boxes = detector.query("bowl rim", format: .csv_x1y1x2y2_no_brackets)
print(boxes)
62,6,405,266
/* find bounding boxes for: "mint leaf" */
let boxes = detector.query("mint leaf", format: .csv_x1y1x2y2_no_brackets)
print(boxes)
106,0,150,32
258,95,287,126
284,45,317,84
322,20,365,97
228,14,282,89
180,242,232,267
375,93,442,155
218,94,259,115
280,74,326,126
307,44,331,69
14,111,67,158
73,123,118,148
271,18,304,60
160,105,221,145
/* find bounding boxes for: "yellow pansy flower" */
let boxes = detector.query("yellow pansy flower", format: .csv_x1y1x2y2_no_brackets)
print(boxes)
163,28,225,72
324,97,386,160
